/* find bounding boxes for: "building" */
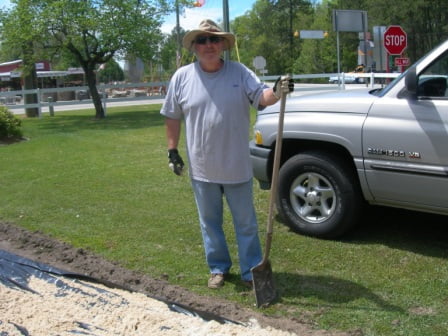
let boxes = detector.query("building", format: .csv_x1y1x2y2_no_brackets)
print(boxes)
0,59,85,91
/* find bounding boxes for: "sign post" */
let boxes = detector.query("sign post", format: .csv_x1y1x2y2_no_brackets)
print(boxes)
253,56,267,76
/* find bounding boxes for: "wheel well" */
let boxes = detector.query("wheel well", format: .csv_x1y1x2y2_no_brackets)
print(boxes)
267,139,357,181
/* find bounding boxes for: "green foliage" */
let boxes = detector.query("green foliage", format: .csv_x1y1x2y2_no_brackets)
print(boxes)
339,0,448,62
0,105,22,141
158,26,187,77
230,0,448,75
233,0,324,74
233,0,307,74
2,0,447,84
293,0,336,74
0,0,173,118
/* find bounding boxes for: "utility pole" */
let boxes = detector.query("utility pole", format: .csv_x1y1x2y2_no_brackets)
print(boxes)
223,0,230,61
289,0,293,61
176,0,181,68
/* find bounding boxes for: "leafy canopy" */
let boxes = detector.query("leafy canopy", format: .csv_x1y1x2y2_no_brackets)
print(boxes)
1,0,176,118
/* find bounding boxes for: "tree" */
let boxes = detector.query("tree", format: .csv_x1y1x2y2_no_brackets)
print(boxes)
43,0,171,119
293,0,336,75
232,0,284,74
1,0,175,119
0,0,41,117
158,26,186,77
233,0,313,75
232,0,448,77
334,0,448,67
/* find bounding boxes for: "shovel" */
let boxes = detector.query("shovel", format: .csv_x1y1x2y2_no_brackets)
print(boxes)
251,77,289,308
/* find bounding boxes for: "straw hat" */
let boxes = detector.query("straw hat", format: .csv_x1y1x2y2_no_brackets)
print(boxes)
182,19,235,51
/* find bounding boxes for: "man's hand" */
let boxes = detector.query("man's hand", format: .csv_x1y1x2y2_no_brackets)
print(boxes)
273,75,294,99
168,149,184,176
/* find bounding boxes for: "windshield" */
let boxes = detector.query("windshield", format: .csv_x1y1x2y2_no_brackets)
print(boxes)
376,42,447,97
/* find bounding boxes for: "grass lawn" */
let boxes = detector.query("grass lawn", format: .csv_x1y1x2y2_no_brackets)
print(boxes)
1,105,448,336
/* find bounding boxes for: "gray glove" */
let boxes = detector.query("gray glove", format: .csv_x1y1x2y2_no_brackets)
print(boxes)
168,149,184,176
273,75,294,99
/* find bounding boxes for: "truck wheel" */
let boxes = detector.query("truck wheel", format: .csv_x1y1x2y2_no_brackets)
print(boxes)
277,151,362,239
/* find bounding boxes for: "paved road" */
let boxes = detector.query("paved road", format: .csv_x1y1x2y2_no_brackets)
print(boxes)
9,98,166,115
8,83,381,115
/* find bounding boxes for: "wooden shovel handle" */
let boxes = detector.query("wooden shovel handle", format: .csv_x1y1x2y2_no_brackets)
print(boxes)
263,79,288,261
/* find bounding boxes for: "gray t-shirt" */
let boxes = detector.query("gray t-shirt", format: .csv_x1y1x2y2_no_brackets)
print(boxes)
161,61,267,183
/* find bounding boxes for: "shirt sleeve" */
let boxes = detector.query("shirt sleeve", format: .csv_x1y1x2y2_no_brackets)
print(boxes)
241,64,269,110
160,71,183,120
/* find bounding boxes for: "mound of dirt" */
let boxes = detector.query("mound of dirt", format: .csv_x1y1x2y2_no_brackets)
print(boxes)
0,221,348,336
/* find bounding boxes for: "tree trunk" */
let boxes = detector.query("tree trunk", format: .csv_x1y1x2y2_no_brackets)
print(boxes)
23,69,39,118
22,41,39,118
84,65,105,119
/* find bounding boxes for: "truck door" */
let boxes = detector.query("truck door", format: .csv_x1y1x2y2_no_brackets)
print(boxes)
363,53,448,211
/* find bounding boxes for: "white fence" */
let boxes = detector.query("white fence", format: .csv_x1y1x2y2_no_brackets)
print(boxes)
1,72,401,115
0,81,169,116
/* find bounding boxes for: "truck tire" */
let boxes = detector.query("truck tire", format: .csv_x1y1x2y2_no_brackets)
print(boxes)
277,151,362,239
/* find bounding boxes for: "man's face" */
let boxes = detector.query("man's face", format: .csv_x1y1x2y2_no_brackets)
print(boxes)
193,34,224,62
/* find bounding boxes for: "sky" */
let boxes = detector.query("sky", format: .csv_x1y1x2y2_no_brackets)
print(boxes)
0,0,257,34
161,0,257,34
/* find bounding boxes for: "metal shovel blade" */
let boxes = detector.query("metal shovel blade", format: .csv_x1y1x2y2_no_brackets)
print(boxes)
251,259,277,308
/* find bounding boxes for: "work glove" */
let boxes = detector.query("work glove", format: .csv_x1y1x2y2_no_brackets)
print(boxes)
273,75,294,99
168,149,184,176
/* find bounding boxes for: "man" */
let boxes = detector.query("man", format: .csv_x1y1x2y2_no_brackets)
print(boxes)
160,19,292,289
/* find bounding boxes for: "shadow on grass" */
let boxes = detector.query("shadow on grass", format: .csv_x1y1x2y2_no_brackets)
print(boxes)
224,270,402,312
226,271,404,313
277,206,448,260
35,108,164,133
346,206,448,259
273,272,404,313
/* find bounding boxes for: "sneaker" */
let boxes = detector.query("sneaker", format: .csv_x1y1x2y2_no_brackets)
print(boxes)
208,273,225,289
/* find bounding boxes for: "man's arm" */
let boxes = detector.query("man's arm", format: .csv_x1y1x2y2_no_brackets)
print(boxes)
260,88,278,107
259,87,280,108
258,76,294,108
164,117,184,176
165,117,181,150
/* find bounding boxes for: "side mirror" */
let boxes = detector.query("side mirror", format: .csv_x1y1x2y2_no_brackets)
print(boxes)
405,67,418,96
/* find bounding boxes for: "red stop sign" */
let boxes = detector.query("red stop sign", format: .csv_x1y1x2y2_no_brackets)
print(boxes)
384,25,407,55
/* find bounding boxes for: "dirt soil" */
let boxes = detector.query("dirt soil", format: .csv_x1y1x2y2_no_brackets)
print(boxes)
0,221,349,336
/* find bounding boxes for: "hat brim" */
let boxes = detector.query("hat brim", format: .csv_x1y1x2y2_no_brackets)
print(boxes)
182,30,235,51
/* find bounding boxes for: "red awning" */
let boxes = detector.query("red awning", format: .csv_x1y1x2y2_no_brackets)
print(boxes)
0,60,22,73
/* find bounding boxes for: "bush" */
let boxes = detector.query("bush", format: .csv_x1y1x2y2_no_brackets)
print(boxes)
0,105,23,142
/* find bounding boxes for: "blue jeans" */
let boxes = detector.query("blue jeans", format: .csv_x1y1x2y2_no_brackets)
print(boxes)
191,179,262,281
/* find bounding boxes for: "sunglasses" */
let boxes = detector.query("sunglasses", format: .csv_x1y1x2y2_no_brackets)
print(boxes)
194,35,223,45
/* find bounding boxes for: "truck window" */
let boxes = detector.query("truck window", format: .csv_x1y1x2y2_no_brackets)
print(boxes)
419,51,448,97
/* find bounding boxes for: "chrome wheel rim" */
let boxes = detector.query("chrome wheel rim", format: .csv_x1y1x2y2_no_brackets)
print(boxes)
289,172,336,223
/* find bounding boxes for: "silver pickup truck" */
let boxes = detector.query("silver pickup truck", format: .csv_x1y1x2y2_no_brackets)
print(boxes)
250,39,448,239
